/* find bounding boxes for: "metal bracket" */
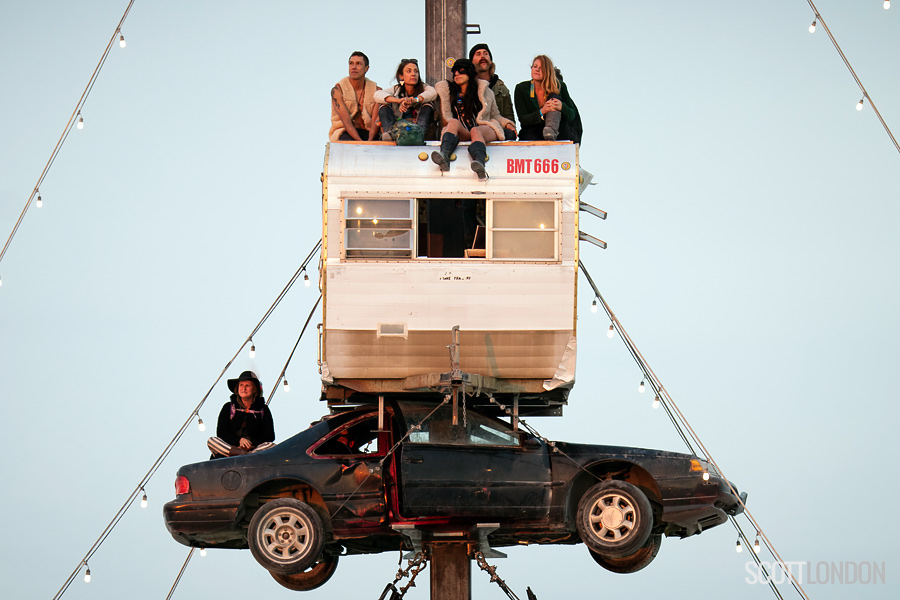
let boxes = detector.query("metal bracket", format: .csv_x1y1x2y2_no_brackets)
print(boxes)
474,523,506,559
392,524,424,560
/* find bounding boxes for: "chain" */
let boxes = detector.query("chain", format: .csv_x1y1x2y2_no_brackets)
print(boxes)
462,392,467,430
474,551,525,600
377,552,428,600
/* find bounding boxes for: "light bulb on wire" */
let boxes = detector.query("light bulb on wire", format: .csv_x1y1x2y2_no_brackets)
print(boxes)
857,97,865,111
200,548,207,557
736,538,743,553
304,271,310,287
809,19,816,33
76,112,84,129
84,566,91,583
249,343,256,359
119,34,126,47
141,489,148,509
638,378,646,393
283,379,291,392
198,417,206,432
652,395,660,409
36,194,43,208
753,535,761,554
885,0,891,9
607,323,614,338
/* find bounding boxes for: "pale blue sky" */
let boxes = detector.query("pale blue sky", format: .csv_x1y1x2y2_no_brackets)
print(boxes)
1,1,898,599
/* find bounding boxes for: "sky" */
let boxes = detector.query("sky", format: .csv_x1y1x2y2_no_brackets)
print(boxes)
1,1,898,599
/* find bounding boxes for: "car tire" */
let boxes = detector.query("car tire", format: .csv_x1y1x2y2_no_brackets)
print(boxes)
269,553,339,591
248,498,325,575
589,534,662,574
576,480,653,558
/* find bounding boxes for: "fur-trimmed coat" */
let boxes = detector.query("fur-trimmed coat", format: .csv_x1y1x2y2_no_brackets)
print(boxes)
435,78,515,140
329,76,378,141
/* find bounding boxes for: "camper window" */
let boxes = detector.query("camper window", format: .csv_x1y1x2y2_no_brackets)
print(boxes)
344,198,414,258
490,199,558,260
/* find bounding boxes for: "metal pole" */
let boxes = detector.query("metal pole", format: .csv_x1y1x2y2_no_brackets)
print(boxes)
424,0,467,86
423,5,472,598
429,542,471,600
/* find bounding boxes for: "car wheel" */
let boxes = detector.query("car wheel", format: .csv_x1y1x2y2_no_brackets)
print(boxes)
269,553,339,591
589,534,662,574
576,480,653,558
248,498,325,575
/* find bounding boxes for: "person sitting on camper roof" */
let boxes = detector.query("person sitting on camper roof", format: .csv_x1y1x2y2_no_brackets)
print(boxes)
207,371,276,458
329,51,381,141
514,54,577,141
431,58,516,180
469,43,516,137
373,58,437,141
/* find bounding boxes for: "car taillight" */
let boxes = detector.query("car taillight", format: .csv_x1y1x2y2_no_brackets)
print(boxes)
175,475,190,495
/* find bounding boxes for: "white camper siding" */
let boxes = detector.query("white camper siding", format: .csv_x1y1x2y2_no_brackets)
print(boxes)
321,142,579,389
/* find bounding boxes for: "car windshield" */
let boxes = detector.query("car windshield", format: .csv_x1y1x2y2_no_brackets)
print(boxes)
400,402,519,447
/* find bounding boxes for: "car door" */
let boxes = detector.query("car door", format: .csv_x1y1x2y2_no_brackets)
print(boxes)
308,413,388,527
397,403,551,520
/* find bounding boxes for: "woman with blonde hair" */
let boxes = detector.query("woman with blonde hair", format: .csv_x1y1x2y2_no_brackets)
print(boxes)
514,54,577,141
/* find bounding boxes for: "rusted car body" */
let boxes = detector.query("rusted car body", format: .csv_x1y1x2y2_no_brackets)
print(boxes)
164,400,745,588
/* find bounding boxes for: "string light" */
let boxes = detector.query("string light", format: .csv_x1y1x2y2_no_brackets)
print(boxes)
736,538,743,553
249,342,256,359
283,379,290,392
197,417,205,432
83,565,91,583
590,298,598,313
753,534,761,554
36,194,43,208
119,34,126,47
200,548,207,557
856,97,865,111
140,488,148,509
76,111,84,129
303,271,310,287
652,395,660,409
809,19,816,33
885,0,891,9
638,378,646,393
607,323,614,338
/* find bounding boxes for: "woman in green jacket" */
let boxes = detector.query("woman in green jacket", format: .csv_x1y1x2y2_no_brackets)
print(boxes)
514,54,576,141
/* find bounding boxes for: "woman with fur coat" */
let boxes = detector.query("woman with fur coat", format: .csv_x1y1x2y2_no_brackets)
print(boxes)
432,58,515,179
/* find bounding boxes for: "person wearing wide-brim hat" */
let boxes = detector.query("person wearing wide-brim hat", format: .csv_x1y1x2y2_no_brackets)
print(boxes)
207,370,276,458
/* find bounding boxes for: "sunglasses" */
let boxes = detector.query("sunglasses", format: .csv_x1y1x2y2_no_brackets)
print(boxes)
400,58,418,65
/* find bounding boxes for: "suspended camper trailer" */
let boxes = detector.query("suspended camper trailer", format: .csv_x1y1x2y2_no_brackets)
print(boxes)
318,141,589,415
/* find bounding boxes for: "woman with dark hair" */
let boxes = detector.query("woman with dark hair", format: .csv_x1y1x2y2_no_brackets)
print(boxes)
432,58,515,179
207,370,275,458
374,58,437,141
514,54,577,141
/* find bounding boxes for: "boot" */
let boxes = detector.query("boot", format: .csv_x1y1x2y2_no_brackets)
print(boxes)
468,141,488,180
431,133,458,171
543,111,561,141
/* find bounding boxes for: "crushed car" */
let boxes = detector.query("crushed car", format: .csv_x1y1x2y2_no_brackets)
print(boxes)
164,400,746,591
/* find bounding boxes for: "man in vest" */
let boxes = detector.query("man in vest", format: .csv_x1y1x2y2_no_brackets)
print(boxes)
469,43,516,140
330,51,381,141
